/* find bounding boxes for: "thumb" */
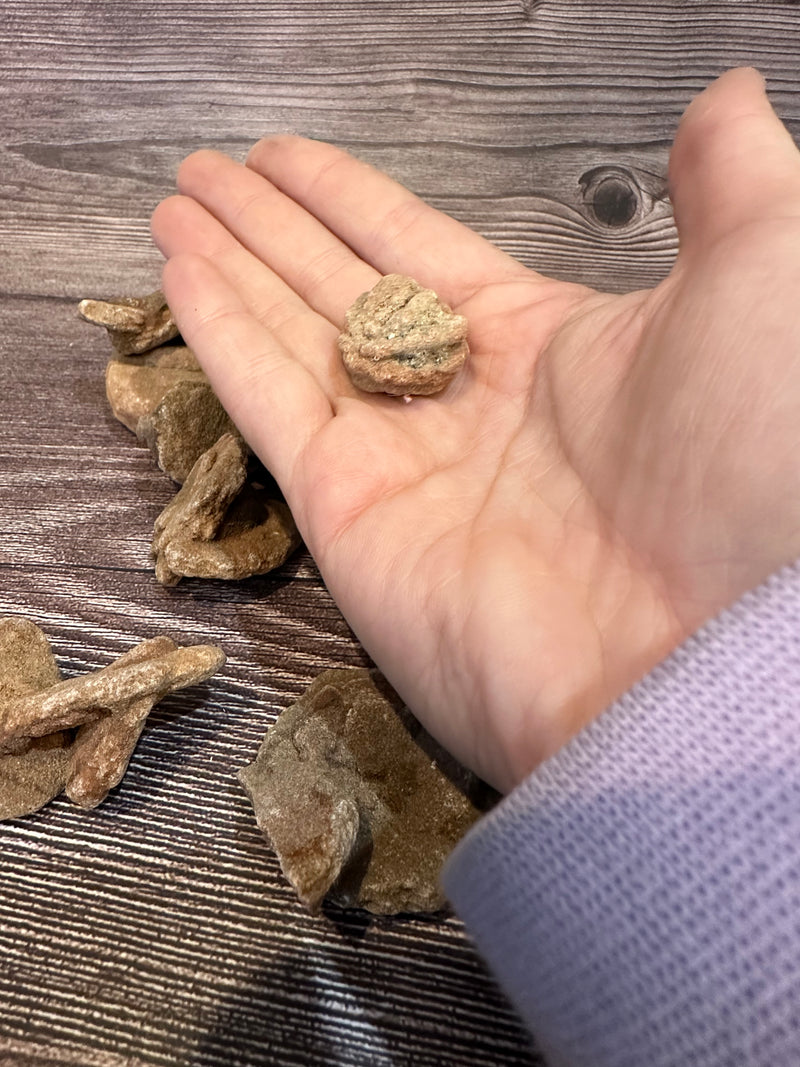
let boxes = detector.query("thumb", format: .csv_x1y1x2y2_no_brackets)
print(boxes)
669,67,800,254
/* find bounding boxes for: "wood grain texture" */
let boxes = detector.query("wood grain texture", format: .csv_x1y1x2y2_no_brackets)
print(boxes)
2,1,799,1064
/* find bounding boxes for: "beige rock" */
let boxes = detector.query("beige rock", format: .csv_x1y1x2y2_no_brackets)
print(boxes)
0,733,74,822
1,644,225,756
79,289,179,356
105,345,205,433
0,619,225,819
0,618,71,817
239,668,495,915
137,379,241,484
152,434,301,585
65,636,178,809
338,274,469,396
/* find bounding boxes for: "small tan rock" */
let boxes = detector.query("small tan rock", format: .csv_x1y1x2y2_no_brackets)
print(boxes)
79,290,179,356
152,434,301,586
338,274,469,396
0,618,71,817
239,668,494,915
0,620,226,819
0,733,74,822
0,617,61,703
1,643,225,755
137,379,241,484
105,345,205,433
65,636,178,809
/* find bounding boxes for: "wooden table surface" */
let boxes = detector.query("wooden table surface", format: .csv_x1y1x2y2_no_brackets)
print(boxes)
2,2,799,1064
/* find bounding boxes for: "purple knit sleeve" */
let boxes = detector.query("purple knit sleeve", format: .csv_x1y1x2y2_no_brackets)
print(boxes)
443,562,800,1067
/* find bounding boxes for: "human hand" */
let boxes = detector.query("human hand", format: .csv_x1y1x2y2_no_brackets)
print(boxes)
151,68,800,792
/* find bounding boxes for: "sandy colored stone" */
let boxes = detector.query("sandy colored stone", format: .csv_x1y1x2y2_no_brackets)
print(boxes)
0,618,72,817
239,668,494,915
0,617,61,703
338,274,469,396
65,636,178,809
0,733,74,822
105,345,205,433
1,643,225,755
79,289,179,356
1,620,226,819
152,434,301,585
137,379,241,483
0,618,101,753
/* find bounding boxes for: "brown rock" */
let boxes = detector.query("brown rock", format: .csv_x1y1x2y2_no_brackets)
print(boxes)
0,618,71,817
105,345,205,433
136,379,241,483
338,274,469,396
0,733,73,822
65,636,178,809
78,289,179,356
152,434,301,585
239,668,494,915
0,619,226,819
0,617,61,703
0,618,101,753
2,643,225,755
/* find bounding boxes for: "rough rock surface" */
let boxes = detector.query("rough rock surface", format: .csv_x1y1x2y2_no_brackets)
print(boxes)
137,379,241,484
0,618,70,818
0,733,74,822
152,434,301,585
79,289,179,356
65,636,178,809
239,667,494,915
105,345,206,433
338,274,469,396
0,617,226,819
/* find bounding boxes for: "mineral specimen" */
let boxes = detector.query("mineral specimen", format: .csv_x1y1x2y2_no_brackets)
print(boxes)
0,618,71,818
239,668,494,915
0,733,73,822
137,379,241,484
78,289,179,356
0,617,226,819
0,616,61,704
338,274,470,396
151,434,301,585
65,636,177,808
105,345,206,433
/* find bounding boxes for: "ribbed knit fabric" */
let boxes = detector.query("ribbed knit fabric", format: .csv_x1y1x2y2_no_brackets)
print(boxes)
443,562,800,1067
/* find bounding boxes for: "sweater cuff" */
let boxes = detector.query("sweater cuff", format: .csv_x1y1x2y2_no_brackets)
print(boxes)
443,562,800,1067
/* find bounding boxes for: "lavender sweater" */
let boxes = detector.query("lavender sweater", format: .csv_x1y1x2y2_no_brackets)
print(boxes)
443,562,800,1067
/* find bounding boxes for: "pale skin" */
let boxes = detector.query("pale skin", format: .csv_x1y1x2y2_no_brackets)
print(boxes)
151,68,800,792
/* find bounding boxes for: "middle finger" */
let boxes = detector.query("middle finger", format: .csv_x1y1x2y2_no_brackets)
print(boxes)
174,149,380,324
152,193,359,395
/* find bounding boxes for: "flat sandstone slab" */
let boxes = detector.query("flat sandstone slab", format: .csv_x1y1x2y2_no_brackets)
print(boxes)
239,667,494,915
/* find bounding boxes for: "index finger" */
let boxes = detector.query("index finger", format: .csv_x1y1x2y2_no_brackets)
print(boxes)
246,136,531,305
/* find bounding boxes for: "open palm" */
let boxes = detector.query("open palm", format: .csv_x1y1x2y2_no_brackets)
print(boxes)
152,69,800,791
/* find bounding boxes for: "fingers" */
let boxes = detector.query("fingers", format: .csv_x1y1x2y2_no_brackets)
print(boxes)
670,67,800,254
160,252,333,495
151,193,350,385
245,135,528,304
172,149,381,324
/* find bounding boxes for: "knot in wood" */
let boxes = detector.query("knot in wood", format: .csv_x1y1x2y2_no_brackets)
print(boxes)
579,166,642,229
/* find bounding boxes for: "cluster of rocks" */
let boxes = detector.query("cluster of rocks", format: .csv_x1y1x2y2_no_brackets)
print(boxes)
0,617,224,819
79,291,301,585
